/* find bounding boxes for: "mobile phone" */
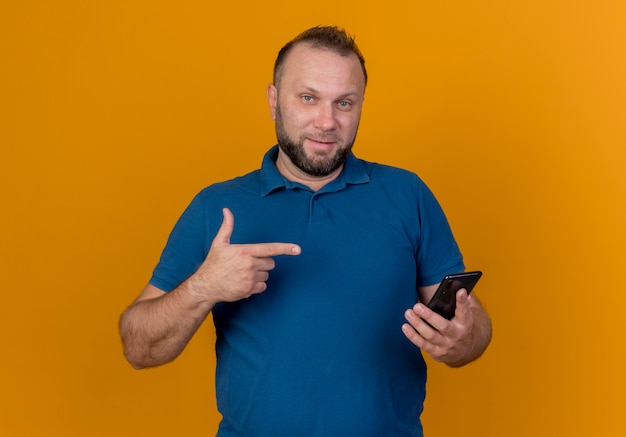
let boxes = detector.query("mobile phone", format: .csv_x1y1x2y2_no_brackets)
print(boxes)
426,271,482,320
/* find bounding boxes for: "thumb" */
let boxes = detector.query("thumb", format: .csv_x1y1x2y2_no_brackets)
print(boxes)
212,207,234,247
454,289,471,320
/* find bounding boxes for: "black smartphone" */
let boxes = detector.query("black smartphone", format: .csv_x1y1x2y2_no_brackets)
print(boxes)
426,271,482,320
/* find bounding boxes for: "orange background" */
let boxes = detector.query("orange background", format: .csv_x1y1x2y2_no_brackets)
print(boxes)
2,1,625,435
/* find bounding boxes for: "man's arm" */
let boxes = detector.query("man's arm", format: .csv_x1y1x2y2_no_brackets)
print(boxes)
119,282,214,369
119,208,301,369
402,284,492,367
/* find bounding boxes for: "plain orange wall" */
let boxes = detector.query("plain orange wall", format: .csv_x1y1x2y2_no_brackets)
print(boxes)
1,1,625,436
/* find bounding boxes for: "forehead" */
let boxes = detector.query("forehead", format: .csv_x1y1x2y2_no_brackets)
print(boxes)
278,43,365,95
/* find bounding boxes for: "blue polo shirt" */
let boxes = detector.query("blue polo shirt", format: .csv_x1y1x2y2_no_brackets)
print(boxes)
150,146,464,436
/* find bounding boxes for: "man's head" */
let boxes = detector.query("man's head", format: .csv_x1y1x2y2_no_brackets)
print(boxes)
267,26,367,182
273,26,368,90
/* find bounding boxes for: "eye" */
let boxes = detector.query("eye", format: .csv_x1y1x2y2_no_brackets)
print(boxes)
337,100,352,110
301,95,314,103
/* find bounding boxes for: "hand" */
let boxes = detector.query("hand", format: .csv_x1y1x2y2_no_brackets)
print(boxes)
402,289,476,366
186,208,301,304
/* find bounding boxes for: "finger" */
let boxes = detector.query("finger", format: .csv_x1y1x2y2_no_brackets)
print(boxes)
247,242,301,258
402,320,437,351
454,288,472,321
254,257,276,272
409,303,445,332
252,270,270,282
405,306,439,340
402,322,424,346
212,208,234,247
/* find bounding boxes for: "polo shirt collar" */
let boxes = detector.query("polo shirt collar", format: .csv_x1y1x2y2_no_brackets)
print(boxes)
260,145,370,197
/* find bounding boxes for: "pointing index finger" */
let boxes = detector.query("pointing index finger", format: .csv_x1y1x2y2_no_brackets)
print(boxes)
248,242,301,258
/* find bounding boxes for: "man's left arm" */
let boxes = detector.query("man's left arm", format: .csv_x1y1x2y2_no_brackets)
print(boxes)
402,285,492,367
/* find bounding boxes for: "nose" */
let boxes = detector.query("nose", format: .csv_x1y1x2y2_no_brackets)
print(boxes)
313,103,338,131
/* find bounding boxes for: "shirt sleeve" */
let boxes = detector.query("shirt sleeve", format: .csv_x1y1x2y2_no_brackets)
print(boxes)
149,192,209,292
414,178,465,287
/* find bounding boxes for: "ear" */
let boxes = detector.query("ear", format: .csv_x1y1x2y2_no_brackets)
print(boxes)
266,84,277,120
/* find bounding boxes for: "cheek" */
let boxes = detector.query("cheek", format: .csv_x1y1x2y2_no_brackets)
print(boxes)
283,108,312,131
339,113,361,133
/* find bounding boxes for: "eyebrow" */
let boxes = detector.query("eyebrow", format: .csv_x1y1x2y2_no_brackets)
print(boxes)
300,86,362,100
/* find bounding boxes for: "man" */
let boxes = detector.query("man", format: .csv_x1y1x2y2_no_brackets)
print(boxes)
120,26,492,436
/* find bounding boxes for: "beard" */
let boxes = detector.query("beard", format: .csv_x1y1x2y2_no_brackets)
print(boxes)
275,104,356,177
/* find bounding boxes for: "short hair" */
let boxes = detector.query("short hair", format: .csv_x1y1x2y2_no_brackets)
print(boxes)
273,25,368,88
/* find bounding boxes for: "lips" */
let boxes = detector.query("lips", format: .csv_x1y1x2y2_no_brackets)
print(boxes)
306,138,337,153
310,139,334,145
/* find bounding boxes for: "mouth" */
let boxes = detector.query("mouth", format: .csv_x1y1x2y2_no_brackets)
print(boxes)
306,137,337,151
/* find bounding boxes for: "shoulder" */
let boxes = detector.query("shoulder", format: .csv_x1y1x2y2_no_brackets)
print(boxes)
195,169,262,199
357,158,428,191
175,169,262,225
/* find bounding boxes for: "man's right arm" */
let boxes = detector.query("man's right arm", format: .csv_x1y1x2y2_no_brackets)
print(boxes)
119,282,216,369
119,208,301,369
